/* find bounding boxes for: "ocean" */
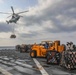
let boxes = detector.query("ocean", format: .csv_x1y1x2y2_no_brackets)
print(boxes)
0,46,15,50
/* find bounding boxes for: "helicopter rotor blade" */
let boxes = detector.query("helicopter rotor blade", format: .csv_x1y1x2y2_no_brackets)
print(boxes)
7,15,12,18
11,6,14,14
17,10,29,14
0,12,11,14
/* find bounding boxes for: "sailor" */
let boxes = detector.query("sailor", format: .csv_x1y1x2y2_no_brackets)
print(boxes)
45,42,49,49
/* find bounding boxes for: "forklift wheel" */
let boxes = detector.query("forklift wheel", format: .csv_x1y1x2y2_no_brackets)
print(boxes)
30,50,36,58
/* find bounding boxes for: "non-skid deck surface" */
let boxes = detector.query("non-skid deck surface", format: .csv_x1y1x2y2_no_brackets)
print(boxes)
0,50,76,75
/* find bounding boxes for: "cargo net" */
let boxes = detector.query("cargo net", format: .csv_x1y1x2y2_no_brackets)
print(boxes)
10,34,16,38
60,42,76,70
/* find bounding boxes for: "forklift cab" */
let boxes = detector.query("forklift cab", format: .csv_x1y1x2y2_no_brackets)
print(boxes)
41,41,53,49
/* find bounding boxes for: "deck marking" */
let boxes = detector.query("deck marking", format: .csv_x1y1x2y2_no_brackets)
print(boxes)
33,58,50,75
15,61,37,70
15,61,32,68
0,67,13,75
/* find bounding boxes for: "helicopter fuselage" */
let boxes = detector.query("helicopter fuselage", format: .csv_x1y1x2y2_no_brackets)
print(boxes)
7,14,20,24
4,6,28,24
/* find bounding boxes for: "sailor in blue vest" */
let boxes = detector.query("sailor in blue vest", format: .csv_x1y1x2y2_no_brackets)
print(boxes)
45,42,49,49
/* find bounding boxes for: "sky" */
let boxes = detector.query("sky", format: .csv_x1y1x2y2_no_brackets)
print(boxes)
0,0,76,46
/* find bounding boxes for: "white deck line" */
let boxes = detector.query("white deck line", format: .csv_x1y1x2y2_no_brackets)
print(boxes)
15,61,32,68
33,58,50,75
0,67,13,75
15,61,37,70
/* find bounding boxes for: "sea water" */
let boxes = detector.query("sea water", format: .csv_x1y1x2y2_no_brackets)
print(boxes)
0,46,15,50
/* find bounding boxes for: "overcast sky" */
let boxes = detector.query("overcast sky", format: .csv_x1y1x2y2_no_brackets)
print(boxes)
0,0,76,46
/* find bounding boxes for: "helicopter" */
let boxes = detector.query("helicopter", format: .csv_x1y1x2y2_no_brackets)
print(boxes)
0,6,29,24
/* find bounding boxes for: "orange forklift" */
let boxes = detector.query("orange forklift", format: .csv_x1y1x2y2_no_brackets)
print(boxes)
30,40,65,63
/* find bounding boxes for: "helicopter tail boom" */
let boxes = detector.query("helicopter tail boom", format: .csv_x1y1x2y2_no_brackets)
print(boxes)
6,21,9,24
